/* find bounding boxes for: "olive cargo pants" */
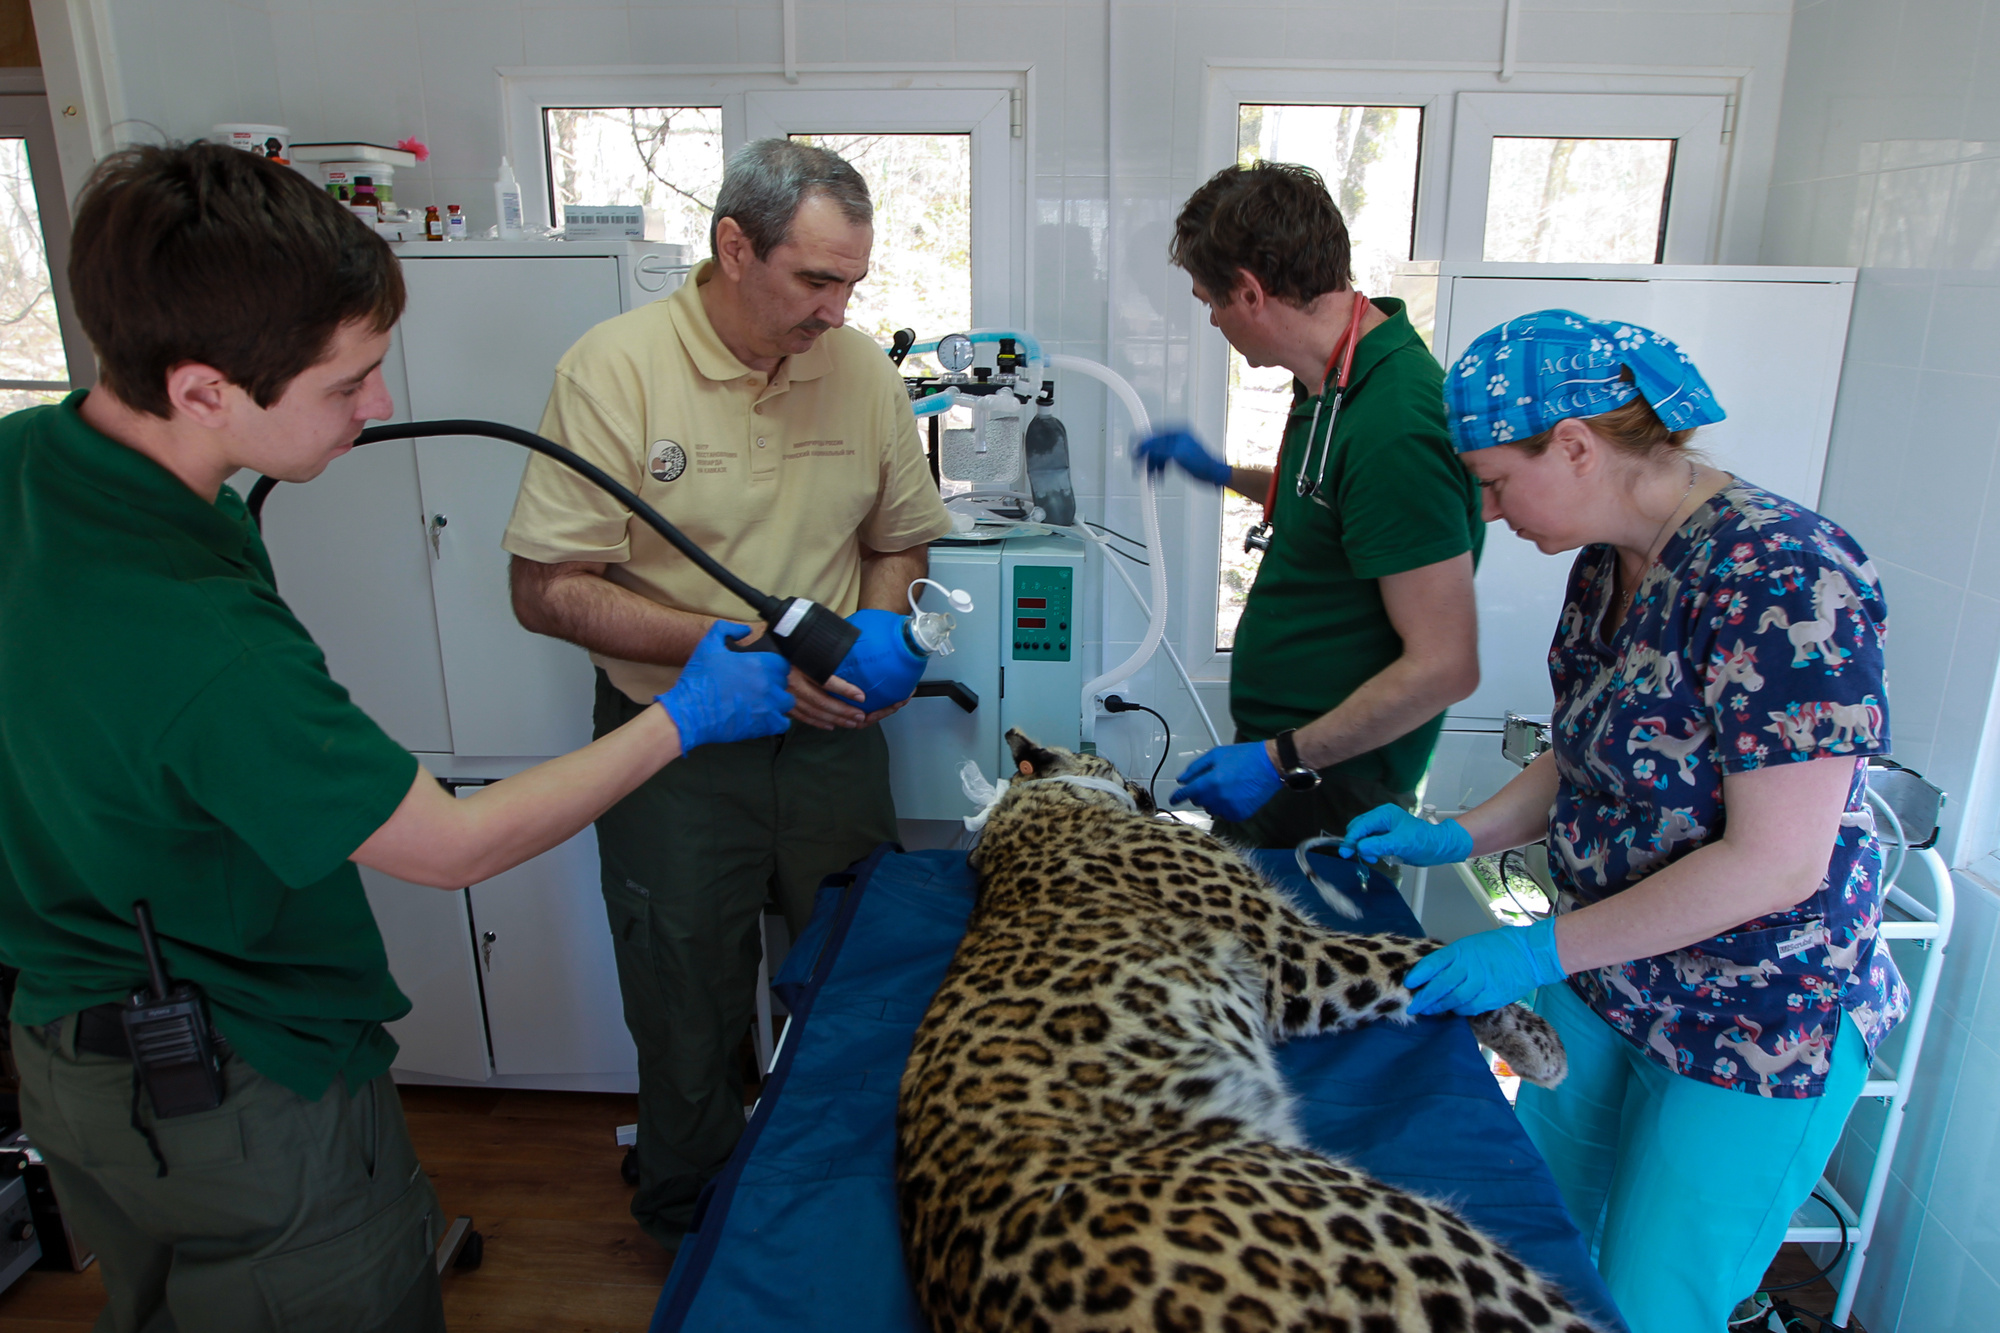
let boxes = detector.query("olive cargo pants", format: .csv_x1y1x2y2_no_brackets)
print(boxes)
593,672,898,1249
11,1019,444,1333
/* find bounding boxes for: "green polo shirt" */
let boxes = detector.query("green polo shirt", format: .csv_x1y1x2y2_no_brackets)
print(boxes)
0,394,419,1100
1230,299,1484,794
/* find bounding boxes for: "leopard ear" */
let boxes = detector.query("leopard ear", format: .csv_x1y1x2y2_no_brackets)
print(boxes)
1005,728,1058,776
1128,782,1157,815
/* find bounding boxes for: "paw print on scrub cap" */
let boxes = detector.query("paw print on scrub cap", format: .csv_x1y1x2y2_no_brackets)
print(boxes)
1443,308,1728,454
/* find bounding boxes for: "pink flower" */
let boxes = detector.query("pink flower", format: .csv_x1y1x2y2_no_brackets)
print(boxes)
397,137,430,162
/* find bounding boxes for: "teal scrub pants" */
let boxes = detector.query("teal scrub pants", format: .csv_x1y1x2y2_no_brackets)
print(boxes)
1517,981,1868,1333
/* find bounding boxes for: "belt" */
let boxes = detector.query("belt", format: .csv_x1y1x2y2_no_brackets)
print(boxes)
61,1003,231,1061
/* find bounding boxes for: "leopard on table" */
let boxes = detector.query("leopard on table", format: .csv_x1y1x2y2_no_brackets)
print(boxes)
894,729,1599,1333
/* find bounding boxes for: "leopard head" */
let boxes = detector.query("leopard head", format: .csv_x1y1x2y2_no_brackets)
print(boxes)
1004,728,1158,816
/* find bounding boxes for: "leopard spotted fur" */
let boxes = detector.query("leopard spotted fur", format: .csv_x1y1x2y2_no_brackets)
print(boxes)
894,731,1601,1333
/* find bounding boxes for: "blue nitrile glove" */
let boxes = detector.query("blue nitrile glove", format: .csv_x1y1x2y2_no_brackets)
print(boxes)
1133,429,1232,488
656,622,795,750
837,608,928,713
1404,917,1567,1016
1339,803,1475,866
1170,741,1284,822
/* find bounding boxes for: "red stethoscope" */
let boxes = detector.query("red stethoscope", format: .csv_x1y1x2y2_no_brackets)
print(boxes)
1244,292,1368,554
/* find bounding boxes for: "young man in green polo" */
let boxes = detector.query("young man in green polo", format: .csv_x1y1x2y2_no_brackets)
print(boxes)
1139,161,1483,845
0,143,796,1332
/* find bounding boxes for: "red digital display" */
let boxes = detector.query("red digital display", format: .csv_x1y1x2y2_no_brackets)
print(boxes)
1017,597,1047,609
1017,617,1047,629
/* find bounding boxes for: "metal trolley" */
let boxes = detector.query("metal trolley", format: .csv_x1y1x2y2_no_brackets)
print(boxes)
1784,763,1953,1328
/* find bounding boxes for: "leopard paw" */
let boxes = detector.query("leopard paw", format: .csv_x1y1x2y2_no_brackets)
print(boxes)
1469,1005,1568,1089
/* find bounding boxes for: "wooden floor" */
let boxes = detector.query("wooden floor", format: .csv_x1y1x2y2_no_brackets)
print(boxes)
0,1085,677,1333
0,1080,1867,1332
1756,1245,1869,1331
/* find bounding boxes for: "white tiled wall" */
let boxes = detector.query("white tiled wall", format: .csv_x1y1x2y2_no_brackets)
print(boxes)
1763,0,2000,1326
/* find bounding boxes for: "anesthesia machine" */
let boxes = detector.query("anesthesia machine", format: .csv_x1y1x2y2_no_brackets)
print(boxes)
877,327,1219,821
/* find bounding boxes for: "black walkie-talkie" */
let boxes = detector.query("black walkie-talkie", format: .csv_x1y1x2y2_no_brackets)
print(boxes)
120,901,225,1118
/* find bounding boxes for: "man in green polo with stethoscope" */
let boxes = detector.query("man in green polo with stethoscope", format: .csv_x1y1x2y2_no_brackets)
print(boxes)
1138,161,1484,846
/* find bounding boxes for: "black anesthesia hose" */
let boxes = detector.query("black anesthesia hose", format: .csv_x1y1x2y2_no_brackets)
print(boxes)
246,419,860,683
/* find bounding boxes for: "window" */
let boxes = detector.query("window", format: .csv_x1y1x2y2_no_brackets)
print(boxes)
1444,93,1726,265
511,79,1022,331
541,106,725,252
1,91,84,415
1483,137,1676,264
1217,104,1423,650
790,133,971,348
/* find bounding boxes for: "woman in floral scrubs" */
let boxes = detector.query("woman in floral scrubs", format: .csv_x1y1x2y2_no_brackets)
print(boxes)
1342,311,1905,1333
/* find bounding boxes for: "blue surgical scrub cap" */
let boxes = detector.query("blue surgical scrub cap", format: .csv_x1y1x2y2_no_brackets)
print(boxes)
1444,309,1726,453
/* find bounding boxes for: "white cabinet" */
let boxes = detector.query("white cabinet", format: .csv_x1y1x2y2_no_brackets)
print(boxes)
465,825,636,1079
253,330,453,754
400,256,620,760
257,242,677,1092
359,829,637,1089
359,869,490,1083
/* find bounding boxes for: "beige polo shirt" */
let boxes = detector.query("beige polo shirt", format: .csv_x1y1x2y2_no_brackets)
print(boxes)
502,260,953,703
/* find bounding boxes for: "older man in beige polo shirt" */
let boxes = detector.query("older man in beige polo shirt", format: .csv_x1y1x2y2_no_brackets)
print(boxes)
502,139,951,1251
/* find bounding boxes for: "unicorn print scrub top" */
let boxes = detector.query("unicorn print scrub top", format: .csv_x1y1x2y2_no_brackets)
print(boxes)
1545,479,1907,1099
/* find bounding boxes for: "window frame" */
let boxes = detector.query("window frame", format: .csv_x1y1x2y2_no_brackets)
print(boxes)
1446,92,1728,266
1182,66,1742,679
0,79,96,394
501,68,1031,333
744,89,1014,327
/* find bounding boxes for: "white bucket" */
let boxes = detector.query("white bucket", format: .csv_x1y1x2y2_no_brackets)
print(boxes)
212,124,290,161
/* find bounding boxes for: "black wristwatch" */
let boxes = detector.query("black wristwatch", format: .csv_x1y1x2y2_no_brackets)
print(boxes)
1273,729,1321,791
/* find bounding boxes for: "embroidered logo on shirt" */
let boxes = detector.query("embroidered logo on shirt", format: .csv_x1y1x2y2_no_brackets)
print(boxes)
647,440,687,483
786,439,854,458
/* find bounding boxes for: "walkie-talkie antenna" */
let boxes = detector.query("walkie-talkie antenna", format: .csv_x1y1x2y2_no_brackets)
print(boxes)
132,901,172,1002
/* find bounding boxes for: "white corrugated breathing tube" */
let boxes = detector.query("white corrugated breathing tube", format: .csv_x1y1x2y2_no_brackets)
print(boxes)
1046,354,1167,745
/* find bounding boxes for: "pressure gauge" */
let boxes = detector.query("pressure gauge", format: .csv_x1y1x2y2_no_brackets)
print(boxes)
935,333,975,373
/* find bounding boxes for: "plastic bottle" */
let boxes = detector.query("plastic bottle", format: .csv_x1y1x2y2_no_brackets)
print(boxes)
446,204,465,241
494,158,524,239
424,205,444,242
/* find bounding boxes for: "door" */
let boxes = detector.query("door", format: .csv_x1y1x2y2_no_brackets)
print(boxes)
1439,270,1854,726
398,254,623,758
466,825,637,1080
253,325,456,754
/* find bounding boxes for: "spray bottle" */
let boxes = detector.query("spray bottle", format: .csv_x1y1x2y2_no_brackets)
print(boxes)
494,158,524,240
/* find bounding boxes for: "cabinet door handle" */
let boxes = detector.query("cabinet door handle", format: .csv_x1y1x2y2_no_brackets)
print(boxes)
481,929,496,971
429,512,449,557
912,680,979,712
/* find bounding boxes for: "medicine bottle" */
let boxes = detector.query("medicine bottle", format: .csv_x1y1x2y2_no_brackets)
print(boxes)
349,177,380,223
446,204,466,241
424,206,444,242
